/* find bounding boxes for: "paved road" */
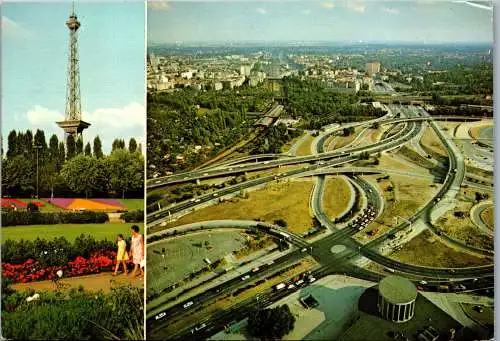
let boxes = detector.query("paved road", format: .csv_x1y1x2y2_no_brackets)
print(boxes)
470,201,494,237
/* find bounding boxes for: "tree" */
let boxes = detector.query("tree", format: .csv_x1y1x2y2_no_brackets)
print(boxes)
128,138,138,153
75,137,84,155
66,135,76,160
93,136,104,159
84,143,92,156
247,305,295,340
106,148,144,198
7,130,18,158
48,134,59,162
61,155,109,198
58,142,66,168
2,155,34,196
112,138,126,151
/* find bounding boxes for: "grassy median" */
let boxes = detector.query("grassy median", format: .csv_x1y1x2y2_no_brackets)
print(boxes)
163,180,315,234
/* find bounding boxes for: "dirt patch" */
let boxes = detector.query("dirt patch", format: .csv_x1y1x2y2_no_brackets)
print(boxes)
389,230,492,267
421,125,448,160
11,272,144,294
295,135,315,156
322,176,353,220
164,181,315,233
470,124,493,139
480,206,494,231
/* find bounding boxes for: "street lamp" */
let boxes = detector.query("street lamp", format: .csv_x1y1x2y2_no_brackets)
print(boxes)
34,145,42,199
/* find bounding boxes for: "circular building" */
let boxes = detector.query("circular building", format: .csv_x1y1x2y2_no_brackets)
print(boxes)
378,275,417,323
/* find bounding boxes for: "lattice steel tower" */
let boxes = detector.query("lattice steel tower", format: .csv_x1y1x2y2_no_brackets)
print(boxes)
56,4,90,140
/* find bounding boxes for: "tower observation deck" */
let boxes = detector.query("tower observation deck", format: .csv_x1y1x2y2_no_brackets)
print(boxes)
56,5,90,140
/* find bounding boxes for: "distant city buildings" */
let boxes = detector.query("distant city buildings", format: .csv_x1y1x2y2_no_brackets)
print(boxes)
366,62,381,76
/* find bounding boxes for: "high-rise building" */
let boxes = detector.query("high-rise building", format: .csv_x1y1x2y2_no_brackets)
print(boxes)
56,5,90,141
366,62,381,76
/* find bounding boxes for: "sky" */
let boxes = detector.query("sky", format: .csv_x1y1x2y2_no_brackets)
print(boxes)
148,0,493,44
2,1,145,154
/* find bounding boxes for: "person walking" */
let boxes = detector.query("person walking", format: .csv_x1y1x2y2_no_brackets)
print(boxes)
129,225,144,279
113,234,128,276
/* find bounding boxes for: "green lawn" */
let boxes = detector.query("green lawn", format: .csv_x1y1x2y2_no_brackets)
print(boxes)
118,199,144,211
2,223,145,242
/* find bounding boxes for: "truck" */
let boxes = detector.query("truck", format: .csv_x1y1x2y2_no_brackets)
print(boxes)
275,283,286,291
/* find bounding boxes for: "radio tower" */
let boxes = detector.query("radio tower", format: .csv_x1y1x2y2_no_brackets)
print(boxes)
56,3,90,141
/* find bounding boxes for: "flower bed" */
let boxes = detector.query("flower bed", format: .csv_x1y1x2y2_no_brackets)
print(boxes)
43,198,125,211
1,198,27,209
2,252,131,284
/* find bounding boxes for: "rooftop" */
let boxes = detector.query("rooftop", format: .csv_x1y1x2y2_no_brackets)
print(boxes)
379,275,417,304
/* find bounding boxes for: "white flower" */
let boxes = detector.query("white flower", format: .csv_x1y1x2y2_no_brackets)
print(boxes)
26,296,34,302
56,270,63,278
44,251,48,255
32,293,40,300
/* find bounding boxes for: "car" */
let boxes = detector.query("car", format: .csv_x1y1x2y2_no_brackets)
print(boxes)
296,279,305,286
309,277,316,283
195,323,207,331
301,248,308,252
195,199,201,203
213,193,218,197
264,161,270,164
241,275,250,281
183,301,194,309
474,305,484,313
155,312,167,320
419,280,428,285
287,284,295,290
251,267,259,272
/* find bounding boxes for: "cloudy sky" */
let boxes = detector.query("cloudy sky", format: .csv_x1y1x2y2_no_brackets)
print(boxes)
148,0,493,44
2,1,145,154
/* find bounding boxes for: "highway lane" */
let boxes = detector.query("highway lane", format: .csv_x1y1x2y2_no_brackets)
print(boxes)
147,116,480,188
147,121,420,225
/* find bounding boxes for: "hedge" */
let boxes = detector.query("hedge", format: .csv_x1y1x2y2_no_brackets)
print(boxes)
2,285,143,340
1,234,116,266
120,210,144,223
2,211,109,227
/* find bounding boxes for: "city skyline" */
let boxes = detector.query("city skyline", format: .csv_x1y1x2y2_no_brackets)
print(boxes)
148,0,493,45
2,1,145,154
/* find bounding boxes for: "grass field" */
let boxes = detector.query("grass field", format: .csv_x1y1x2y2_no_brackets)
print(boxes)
434,186,493,249
295,135,315,156
324,128,360,151
389,230,492,267
322,176,352,220
2,223,145,242
420,125,448,158
376,153,432,175
480,206,494,230
119,199,144,211
160,180,315,234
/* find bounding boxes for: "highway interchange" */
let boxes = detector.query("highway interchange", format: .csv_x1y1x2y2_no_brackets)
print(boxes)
146,105,493,340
